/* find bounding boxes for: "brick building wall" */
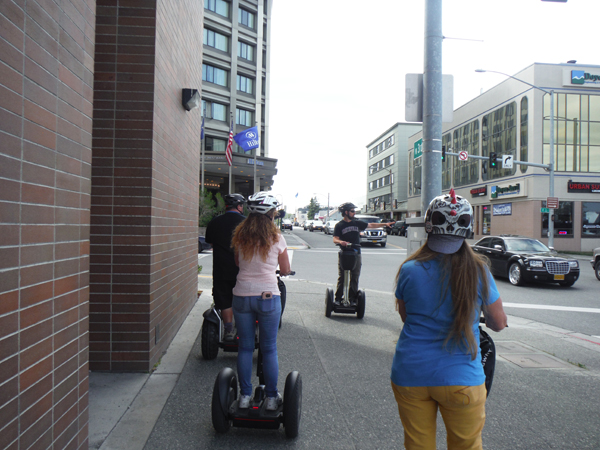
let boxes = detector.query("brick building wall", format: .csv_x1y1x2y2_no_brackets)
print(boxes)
89,0,202,371
0,1,96,448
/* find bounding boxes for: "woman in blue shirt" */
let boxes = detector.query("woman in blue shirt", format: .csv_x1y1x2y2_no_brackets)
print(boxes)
391,190,507,450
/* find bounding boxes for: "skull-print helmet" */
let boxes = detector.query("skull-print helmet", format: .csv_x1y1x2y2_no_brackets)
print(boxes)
424,189,473,238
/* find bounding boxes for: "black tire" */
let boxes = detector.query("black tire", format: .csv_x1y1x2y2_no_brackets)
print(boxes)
278,278,286,329
508,262,525,286
325,288,334,318
559,280,575,287
201,320,220,360
356,290,365,319
283,371,302,438
595,261,600,281
380,242,386,248
211,368,237,433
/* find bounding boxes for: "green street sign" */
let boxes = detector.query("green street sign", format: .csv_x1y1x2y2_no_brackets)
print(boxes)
541,207,550,213
414,139,423,159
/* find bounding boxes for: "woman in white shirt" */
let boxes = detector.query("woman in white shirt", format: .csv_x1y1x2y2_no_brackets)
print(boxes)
231,192,292,411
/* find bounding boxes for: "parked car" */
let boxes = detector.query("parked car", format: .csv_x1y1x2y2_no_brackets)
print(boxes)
471,235,580,287
309,220,324,232
355,214,387,247
303,220,313,231
591,247,600,281
323,220,339,235
282,219,293,230
198,236,211,253
390,221,408,236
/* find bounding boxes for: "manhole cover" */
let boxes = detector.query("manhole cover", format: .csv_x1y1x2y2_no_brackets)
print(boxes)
495,341,537,354
501,354,572,369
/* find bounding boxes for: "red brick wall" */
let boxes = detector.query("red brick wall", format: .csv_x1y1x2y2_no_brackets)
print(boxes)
0,1,96,449
89,0,202,371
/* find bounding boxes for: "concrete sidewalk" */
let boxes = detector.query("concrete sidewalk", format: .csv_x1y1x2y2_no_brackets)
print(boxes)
89,268,600,450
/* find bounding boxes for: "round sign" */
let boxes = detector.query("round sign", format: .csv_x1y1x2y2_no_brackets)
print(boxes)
459,151,468,161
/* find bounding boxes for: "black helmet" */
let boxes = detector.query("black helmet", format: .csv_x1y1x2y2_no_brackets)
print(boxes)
224,193,245,207
338,202,357,214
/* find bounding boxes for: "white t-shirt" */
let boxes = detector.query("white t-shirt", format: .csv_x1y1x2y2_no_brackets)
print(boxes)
232,233,287,297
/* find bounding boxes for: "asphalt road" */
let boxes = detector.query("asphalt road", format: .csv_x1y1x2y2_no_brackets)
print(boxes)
288,227,600,338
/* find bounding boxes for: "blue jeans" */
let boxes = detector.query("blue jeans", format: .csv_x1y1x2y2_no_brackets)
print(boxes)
232,295,281,397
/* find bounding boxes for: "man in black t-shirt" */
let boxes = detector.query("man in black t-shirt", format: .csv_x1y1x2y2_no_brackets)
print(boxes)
205,194,246,340
332,202,394,303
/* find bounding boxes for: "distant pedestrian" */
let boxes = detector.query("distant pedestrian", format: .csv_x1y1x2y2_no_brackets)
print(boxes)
204,194,246,341
391,189,507,450
231,192,292,410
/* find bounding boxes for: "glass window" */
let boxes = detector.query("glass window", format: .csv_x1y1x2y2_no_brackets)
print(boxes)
205,0,229,18
482,102,517,181
201,100,227,121
442,133,452,190
203,28,229,52
582,202,600,237
237,41,255,61
482,205,491,235
236,75,254,94
239,8,255,28
542,201,574,238
520,96,528,173
202,64,228,87
236,108,253,126
453,120,479,187
206,137,227,152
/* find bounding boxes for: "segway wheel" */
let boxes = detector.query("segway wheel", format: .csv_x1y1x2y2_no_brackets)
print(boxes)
325,288,334,318
211,368,237,433
201,320,220,360
356,290,366,319
283,371,302,438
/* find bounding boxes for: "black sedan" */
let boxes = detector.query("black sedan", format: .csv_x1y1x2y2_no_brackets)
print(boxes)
198,236,212,253
472,235,580,287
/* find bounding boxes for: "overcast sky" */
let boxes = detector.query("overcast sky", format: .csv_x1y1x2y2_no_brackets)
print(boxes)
267,0,599,214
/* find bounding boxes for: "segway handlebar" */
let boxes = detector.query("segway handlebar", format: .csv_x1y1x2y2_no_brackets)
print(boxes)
336,243,361,250
276,270,295,277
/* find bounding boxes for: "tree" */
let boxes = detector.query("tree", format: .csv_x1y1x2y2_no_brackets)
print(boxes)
198,189,225,227
307,197,320,220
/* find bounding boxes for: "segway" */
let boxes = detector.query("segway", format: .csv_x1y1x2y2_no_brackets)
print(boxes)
211,367,302,438
201,271,292,360
325,244,365,319
479,316,497,397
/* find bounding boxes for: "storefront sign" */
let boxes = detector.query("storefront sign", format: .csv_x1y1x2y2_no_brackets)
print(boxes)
563,69,600,89
247,159,264,166
567,181,600,193
413,139,423,159
493,203,512,216
470,186,487,197
490,183,524,199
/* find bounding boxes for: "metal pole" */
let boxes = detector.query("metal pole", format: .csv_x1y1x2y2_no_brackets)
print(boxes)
229,111,233,194
548,90,555,248
421,0,443,215
253,121,258,193
201,123,205,192
389,168,393,219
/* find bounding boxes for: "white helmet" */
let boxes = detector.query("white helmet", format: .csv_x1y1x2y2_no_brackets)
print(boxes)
247,191,281,215
424,188,473,238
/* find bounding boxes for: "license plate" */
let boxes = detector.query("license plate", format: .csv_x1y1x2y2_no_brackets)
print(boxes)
554,274,565,280
372,240,378,243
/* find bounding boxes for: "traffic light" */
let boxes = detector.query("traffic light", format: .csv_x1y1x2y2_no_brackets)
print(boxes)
441,146,446,162
489,152,497,168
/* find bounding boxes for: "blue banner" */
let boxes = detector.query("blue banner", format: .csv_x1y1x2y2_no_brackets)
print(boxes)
233,126,259,152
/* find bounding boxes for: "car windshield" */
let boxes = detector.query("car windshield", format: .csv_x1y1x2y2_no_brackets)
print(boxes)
505,239,550,253
358,217,381,224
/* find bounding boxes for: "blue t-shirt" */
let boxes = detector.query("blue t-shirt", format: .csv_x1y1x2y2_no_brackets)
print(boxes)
390,258,500,387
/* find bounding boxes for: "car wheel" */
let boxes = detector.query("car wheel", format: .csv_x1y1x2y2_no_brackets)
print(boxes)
508,263,525,286
595,261,600,281
380,242,386,248
558,280,575,287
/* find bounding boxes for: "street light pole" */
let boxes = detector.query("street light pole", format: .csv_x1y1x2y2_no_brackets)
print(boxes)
475,69,555,248
388,168,393,219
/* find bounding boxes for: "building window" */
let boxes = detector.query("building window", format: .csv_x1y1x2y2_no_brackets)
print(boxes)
205,0,229,18
369,135,395,159
410,156,422,196
236,74,254,94
203,64,228,87
482,205,491,235
206,136,227,152
239,8,255,28
542,200,574,238
442,133,452,190
369,154,394,175
582,202,600,237
236,108,253,126
201,100,227,121
482,102,517,181
453,119,479,187
520,96,528,173
543,93,600,172
238,41,255,62
203,28,229,52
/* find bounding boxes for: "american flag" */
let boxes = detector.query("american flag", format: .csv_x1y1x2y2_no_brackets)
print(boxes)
225,119,233,166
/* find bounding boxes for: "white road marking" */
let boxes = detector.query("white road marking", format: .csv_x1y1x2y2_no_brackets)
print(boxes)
503,302,600,314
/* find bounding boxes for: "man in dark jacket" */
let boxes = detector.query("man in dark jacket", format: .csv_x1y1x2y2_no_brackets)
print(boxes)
205,194,245,340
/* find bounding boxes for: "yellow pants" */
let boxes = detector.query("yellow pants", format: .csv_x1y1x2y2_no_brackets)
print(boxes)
391,382,487,450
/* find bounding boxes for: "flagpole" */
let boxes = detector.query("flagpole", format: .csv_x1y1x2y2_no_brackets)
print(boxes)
253,121,257,193
201,115,205,192
229,112,233,194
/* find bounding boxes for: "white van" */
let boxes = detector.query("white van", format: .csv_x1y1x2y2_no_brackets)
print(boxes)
354,215,387,247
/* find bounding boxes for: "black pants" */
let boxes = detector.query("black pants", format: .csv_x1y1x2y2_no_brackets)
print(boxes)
335,253,361,302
